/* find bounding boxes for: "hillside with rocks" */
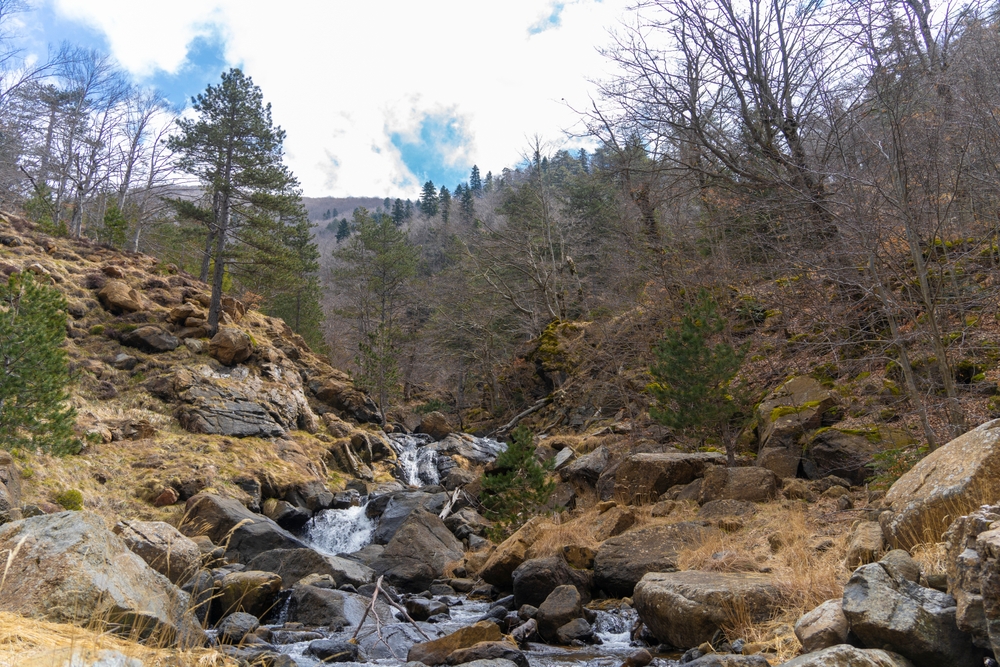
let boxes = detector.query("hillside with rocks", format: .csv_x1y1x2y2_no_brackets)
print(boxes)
2,205,1000,667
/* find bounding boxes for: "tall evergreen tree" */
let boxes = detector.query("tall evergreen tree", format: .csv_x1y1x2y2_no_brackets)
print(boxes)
391,198,405,225
648,290,748,466
336,218,350,242
460,183,475,223
0,274,80,455
420,181,438,217
439,185,451,223
484,171,494,193
469,165,482,194
404,199,414,219
168,68,299,336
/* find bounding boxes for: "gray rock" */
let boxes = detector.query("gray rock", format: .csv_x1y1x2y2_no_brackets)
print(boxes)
286,583,370,629
446,641,528,667
0,512,204,647
218,570,282,619
512,556,593,608
262,499,311,531
178,493,306,563
560,446,609,487
372,509,465,592
776,644,915,666
112,520,201,585
842,562,980,667
121,325,179,352
685,656,770,667
373,491,450,544
845,521,885,568
406,598,450,621
594,522,723,598
217,611,259,644
246,548,374,588
306,639,360,662
613,452,726,504
698,466,778,504
536,585,584,642
794,599,848,653
555,618,595,644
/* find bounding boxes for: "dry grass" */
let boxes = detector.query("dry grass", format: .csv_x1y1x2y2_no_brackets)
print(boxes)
0,612,238,667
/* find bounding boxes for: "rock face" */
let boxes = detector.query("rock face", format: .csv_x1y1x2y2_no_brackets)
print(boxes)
0,512,203,647
594,522,723,598
246,548,374,588
633,570,781,649
208,328,253,365
943,504,1000,650
371,509,464,592
121,325,179,353
697,466,778,504
176,374,288,438
112,520,201,585
880,419,1000,549
794,599,849,653
842,562,980,667
178,493,307,563
311,375,383,424
511,556,593,608
778,645,915,667
756,376,838,478
613,452,725,504
407,621,503,665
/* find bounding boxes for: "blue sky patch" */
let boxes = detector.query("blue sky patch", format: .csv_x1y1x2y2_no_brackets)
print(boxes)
390,112,472,192
529,2,566,35
146,31,232,110
18,3,111,64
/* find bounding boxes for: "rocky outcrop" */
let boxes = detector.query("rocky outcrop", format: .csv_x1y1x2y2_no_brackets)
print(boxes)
0,512,204,647
511,556,593,607
178,493,307,563
311,374,383,424
697,466,778,504
594,522,723,597
613,452,725,504
943,504,1000,650
371,509,464,592
112,520,201,585
880,420,1000,550
246,548,374,588
778,645,915,667
633,570,782,649
407,621,503,665
756,376,839,478
842,561,980,667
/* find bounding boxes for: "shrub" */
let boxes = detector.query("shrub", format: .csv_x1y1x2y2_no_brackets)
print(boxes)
0,274,81,454
479,426,555,541
56,489,83,511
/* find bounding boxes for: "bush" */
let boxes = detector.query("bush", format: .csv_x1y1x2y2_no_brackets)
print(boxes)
479,426,555,541
55,489,83,511
0,274,80,454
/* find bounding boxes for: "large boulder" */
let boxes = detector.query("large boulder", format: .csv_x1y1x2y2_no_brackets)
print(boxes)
880,419,1000,550
371,509,464,592
560,446,609,491
842,562,981,667
777,645,915,667
97,280,142,313
407,621,503,665
801,428,911,485
756,376,838,478
246,548,374,588
0,512,204,647
178,493,307,563
478,517,547,587
218,570,283,619
594,522,723,598
943,504,1000,650
286,582,370,628
613,452,725,504
121,325,179,353
417,411,453,440
535,585,584,642
112,520,201,585
697,466,778,504
208,328,253,365
633,570,782,649
372,491,450,544
310,375,383,424
176,381,287,438
511,556,593,608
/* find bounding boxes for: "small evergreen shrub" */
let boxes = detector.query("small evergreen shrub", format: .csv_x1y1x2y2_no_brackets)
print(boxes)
56,489,83,511
479,426,555,541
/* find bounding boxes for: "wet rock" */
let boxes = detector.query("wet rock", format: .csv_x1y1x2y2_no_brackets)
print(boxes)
246,548,374,588
776,644,915,666
0,511,204,647
406,598,450,621
555,618,595,644
511,618,539,644
595,522,723,598
446,641,528,667
633,571,782,649
880,419,1000,550
842,562,980,667
613,452,725,504
306,640,360,663
208,328,253,365
112,520,201,585
698,466,778,504
262,499,311,531
373,491,450,544
218,611,259,644
794,599,849,653
408,621,503,665
536,585,585,642
121,325,179,353
512,556,593,608
285,479,334,512
372,509,464,592
178,493,306,563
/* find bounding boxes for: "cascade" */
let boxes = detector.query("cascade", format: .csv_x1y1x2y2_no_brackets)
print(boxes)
388,433,440,486
303,502,375,556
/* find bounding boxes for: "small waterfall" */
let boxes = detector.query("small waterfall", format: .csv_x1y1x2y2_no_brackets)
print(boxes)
388,433,440,486
592,606,638,647
304,503,376,556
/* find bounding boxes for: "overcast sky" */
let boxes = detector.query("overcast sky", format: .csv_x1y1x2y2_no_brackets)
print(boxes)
17,0,633,198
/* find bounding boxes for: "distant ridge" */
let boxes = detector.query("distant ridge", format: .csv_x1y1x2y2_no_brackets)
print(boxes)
301,196,391,222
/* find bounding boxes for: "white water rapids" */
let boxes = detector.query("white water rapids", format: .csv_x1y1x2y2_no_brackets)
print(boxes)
303,502,376,556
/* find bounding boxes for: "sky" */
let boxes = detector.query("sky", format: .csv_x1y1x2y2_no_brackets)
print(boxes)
15,0,634,198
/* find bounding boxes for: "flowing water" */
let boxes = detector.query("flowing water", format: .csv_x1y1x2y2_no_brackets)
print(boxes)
303,503,376,556
388,433,441,486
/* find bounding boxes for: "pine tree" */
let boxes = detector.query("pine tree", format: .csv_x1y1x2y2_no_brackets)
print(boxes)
469,165,482,194
484,171,494,193
648,289,748,466
420,181,438,217
168,68,299,336
438,185,451,223
479,426,555,540
0,273,80,455
336,218,350,242
460,183,475,223
404,200,414,219
391,198,405,225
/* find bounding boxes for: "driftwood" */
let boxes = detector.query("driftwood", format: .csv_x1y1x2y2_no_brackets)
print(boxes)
350,575,431,650
439,486,463,520
489,395,553,437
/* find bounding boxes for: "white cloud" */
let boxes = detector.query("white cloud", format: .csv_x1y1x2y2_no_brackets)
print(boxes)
47,0,632,197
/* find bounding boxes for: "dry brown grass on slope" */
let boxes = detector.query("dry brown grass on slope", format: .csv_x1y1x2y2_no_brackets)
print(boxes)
0,612,237,667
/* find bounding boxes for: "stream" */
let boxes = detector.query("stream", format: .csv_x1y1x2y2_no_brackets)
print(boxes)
260,433,677,667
